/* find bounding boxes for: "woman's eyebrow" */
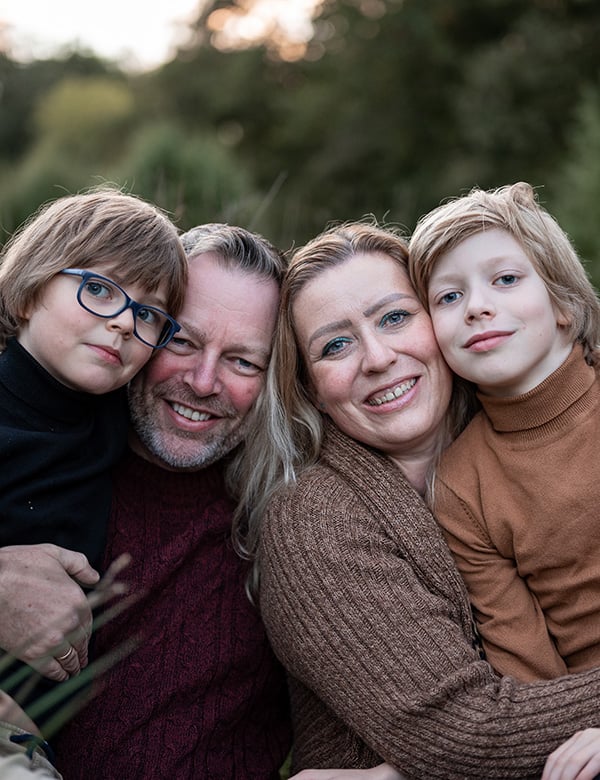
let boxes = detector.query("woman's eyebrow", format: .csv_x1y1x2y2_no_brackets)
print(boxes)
363,293,415,317
308,319,352,350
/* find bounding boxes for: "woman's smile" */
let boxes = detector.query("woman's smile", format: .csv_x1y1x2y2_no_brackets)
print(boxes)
293,251,452,465
366,377,418,406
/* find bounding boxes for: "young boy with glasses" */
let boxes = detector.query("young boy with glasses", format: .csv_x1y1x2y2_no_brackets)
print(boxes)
0,187,187,681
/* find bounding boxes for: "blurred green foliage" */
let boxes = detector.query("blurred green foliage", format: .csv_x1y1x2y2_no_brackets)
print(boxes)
1,0,600,281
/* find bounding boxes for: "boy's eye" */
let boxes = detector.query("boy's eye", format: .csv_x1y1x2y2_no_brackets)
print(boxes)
85,281,113,299
495,274,518,286
137,307,160,326
438,291,462,305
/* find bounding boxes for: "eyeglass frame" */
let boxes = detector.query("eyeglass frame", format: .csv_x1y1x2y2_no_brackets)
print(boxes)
59,268,181,349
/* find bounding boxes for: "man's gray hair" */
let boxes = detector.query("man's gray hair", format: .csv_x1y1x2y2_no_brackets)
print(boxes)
180,223,286,285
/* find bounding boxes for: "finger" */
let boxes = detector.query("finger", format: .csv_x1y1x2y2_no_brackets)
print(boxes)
54,546,100,586
102,552,132,584
70,628,90,669
543,730,600,780
53,645,81,677
32,655,70,682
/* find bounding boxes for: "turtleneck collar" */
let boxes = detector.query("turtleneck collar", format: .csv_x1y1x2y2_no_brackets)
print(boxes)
0,337,102,423
477,344,596,433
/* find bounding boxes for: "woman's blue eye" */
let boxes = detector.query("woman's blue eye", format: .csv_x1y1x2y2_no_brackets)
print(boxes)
380,309,409,327
322,337,351,357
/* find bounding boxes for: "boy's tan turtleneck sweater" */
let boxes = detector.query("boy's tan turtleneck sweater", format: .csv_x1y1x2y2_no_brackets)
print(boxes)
435,344,600,681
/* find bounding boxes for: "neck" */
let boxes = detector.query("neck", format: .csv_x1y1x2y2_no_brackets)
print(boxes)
127,428,176,470
388,452,434,497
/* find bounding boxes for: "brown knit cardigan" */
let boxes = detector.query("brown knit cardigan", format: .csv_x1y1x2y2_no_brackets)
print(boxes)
259,421,600,779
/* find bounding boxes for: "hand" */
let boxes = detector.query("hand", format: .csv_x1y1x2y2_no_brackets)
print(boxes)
289,763,406,780
0,543,99,681
542,729,600,780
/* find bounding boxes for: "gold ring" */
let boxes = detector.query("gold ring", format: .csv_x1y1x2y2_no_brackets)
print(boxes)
55,647,76,662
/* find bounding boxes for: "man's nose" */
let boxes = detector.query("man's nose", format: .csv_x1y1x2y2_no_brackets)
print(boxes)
183,355,222,396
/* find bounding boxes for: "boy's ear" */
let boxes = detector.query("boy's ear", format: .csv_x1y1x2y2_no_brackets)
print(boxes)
555,305,572,328
18,301,34,321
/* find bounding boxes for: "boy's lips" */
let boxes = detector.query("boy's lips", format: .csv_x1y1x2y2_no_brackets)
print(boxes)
89,343,122,364
463,330,513,350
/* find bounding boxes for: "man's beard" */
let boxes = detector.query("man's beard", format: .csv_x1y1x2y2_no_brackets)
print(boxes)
128,382,248,471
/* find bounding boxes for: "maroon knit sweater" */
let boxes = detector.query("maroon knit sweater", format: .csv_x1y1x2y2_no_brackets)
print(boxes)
53,451,291,779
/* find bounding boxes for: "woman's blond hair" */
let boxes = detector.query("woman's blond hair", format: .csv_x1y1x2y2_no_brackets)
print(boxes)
234,219,476,597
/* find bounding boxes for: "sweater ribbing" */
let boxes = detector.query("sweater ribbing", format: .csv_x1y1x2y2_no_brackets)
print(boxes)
260,420,600,779
436,344,600,680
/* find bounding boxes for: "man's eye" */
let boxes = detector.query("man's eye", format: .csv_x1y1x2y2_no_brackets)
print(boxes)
235,358,262,374
166,337,193,352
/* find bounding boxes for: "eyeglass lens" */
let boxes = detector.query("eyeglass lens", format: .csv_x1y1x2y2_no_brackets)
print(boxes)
79,277,170,347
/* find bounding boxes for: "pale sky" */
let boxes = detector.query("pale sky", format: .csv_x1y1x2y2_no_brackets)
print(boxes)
0,0,320,71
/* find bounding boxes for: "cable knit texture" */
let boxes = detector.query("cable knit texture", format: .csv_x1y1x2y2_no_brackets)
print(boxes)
259,420,600,779
435,344,600,681
54,451,291,779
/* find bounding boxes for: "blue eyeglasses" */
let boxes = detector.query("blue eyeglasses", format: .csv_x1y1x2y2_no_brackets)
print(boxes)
60,269,181,349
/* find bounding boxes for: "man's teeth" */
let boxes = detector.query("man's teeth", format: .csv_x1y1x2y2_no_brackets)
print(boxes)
172,402,211,421
369,379,417,406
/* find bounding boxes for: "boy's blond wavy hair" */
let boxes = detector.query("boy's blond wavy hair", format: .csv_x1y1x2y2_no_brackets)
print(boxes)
409,182,600,366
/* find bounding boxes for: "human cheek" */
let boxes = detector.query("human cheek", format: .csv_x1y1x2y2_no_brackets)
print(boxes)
318,367,356,409
306,363,340,408
429,311,456,358
127,343,155,375
142,349,181,386
230,376,264,416
434,357,454,401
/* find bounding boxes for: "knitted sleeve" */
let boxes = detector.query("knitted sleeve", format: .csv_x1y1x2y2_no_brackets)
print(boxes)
259,453,600,780
434,475,568,681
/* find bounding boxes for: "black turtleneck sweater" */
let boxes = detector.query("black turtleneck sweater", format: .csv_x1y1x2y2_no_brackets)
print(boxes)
0,338,128,568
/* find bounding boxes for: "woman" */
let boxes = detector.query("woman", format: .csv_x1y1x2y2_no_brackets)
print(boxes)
236,221,600,780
